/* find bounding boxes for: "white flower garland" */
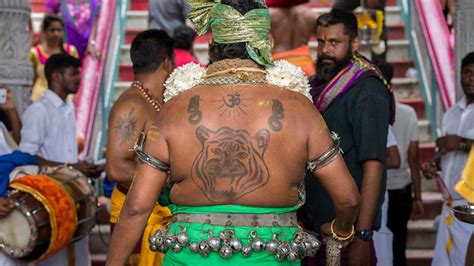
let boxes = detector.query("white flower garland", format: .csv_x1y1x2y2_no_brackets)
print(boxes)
163,62,206,102
163,60,312,103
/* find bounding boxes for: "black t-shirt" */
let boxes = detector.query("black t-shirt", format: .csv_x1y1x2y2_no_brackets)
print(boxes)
302,77,390,233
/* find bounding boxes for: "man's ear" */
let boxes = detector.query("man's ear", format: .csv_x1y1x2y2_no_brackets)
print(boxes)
164,56,175,74
51,71,61,84
351,36,361,54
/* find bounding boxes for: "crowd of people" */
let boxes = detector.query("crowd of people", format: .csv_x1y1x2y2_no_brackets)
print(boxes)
0,0,473,265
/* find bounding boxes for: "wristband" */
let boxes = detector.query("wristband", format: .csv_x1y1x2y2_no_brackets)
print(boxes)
355,230,373,241
330,220,355,241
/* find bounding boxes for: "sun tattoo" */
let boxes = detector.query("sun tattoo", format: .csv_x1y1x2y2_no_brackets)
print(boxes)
213,91,252,121
114,108,138,143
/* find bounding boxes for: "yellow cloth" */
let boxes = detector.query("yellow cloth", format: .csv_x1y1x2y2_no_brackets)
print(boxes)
272,45,315,77
455,147,474,203
110,186,172,266
29,44,79,101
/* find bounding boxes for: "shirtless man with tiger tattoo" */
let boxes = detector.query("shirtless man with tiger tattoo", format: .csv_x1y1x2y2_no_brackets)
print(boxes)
107,1,360,265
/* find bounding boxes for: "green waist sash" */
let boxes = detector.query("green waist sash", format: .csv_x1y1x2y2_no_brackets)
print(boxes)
163,205,300,266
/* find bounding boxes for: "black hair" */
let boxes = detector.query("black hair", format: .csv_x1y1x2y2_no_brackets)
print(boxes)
173,25,197,51
45,53,82,85
130,29,174,75
316,9,359,39
208,0,265,63
42,14,65,32
461,52,474,71
374,59,394,84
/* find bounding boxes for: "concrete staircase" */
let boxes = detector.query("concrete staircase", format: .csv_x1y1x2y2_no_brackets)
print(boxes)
31,0,441,265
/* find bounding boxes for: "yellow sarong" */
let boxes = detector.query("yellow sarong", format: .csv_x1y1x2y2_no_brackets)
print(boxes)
110,186,172,266
455,147,474,203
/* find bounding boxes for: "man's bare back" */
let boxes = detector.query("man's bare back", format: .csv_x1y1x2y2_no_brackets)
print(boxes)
148,81,333,207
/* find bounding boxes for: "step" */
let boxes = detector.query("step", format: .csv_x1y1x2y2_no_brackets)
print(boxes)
406,219,437,250
127,0,399,11
126,6,403,30
407,249,433,266
130,0,147,11
391,77,420,99
387,24,405,41
417,192,443,220
391,60,415,79
120,39,411,67
399,98,425,119
124,22,406,45
32,0,45,12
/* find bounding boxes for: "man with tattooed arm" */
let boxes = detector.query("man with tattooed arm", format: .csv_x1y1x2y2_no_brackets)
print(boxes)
107,1,360,265
105,29,175,265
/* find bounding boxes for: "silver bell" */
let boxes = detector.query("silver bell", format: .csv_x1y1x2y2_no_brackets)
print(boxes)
172,243,183,253
219,245,233,259
277,244,289,256
265,239,279,254
293,232,304,244
242,245,252,257
251,237,265,251
176,231,190,246
289,241,300,252
301,240,315,257
164,234,176,248
149,244,158,252
275,251,287,261
157,244,167,253
208,236,221,251
288,251,299,262
219,231,228,241
150,236,157,245
229,237,242,252
307,235,320,250
156,236,165,246
189,242,199,253
198,240,210,254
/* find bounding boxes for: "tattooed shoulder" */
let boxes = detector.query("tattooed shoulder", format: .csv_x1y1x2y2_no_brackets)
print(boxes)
268,99,284,132
114,108,139,143
188,95,202,125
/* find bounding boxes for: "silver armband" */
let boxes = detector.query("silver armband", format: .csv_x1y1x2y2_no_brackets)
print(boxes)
132,132,170,173
307,132,341,172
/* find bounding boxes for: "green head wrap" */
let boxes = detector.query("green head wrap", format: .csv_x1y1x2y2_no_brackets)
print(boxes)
188,0,274,67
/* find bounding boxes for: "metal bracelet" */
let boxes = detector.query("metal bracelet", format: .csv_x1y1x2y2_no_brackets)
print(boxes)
307,132,341,172
132,132,170,172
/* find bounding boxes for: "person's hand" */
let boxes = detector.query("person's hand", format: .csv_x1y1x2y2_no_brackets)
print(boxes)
348,237,371,266
411,199,424,220
421,161,439,179
0,86,16,111
0,198,13,218
71,161,103,178
436,135,461,154
86,44,100,59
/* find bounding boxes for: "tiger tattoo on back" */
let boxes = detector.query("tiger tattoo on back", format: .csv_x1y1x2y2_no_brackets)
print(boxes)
191,125,270,203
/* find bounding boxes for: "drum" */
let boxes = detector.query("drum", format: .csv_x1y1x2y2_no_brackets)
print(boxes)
0,166,98,262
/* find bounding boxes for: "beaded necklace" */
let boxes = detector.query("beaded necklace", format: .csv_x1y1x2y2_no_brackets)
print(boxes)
131,81,162,112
